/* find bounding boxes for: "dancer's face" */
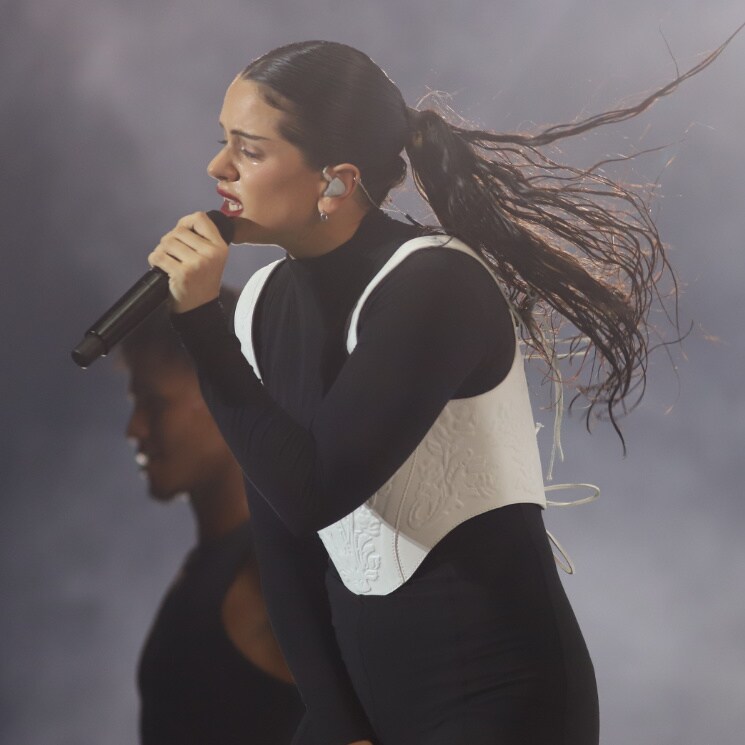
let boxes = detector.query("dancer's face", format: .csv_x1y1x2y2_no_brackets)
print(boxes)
207,78,326,249
125,356,234,502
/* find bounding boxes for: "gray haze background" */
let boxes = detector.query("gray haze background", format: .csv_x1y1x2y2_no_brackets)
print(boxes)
1,1,743,743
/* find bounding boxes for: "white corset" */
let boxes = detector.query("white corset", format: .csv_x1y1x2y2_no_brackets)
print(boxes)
235,236,547,596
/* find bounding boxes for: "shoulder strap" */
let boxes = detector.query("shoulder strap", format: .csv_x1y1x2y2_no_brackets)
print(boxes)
234,258,284,381
346,235,515,353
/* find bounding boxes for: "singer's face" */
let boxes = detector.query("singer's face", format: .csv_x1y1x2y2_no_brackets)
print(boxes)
125,356,235,502
208,78,326,248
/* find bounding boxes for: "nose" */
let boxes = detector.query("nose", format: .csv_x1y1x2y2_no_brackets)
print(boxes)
208,147,239,182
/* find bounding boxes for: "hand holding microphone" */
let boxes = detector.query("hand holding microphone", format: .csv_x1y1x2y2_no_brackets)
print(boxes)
71,210,234,368
148,211,234,314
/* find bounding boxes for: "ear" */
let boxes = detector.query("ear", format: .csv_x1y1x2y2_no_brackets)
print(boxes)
318,164,362,215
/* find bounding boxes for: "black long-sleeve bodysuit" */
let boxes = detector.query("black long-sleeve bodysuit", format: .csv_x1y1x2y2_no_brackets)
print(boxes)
174,210,599,745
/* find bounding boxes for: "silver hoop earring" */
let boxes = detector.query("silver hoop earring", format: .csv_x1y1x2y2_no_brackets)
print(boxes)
319,210,329,222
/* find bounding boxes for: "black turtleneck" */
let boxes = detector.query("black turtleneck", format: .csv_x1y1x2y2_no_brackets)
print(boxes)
172,209,514,745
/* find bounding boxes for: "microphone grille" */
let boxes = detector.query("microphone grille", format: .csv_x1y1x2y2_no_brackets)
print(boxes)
206,210,236,243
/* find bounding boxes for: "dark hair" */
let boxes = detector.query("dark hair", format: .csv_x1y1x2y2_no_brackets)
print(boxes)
242,41,409,204
121,286,239,369
241,31,741,446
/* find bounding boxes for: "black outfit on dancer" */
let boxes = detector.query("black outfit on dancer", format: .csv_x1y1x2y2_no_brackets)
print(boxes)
173,209,599,745
138,521,303,745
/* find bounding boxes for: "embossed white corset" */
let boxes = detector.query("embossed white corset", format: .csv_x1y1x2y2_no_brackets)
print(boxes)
234,235,547,596
318,236,546,595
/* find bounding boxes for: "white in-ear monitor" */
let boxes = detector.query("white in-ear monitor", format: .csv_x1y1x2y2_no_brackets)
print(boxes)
322,167,347,198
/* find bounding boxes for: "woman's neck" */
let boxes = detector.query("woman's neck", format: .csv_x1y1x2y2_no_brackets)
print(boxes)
282,205,372,259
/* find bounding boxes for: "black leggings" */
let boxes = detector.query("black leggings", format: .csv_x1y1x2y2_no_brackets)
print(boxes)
326,504,599,745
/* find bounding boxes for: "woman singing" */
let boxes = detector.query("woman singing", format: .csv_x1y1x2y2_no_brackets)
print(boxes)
148,38,735,745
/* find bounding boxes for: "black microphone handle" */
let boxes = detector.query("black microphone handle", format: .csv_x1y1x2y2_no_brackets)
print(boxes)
71,210,234,368
70,268,170,368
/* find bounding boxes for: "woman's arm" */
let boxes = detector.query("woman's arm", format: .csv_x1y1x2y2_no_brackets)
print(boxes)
244,488,376,745
173,247,513,535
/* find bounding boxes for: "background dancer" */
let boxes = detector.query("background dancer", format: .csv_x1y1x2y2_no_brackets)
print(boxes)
121,290,304,744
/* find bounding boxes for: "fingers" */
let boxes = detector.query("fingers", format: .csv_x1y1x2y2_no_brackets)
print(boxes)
150,227,208,265
149,213,227,268
176,211,228,245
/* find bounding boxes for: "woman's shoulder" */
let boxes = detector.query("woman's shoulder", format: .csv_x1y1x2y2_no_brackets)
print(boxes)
358,238,513,337
377,238,503,302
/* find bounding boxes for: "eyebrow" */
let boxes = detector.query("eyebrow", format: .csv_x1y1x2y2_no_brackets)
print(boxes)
220,124,272,142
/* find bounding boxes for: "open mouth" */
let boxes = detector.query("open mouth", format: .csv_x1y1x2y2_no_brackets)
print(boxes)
220,197,243,216
217,186,243,216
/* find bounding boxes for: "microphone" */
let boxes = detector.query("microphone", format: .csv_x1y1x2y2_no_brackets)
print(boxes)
71,210,235,368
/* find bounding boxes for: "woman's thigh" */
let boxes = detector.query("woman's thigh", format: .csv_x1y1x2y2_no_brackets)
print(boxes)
327,505,598,745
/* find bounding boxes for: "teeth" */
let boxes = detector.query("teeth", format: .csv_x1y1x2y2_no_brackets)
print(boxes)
135,452,149,467
227,199,242,211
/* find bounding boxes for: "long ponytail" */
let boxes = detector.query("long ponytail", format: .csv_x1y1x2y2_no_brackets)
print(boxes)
404,28,741,445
